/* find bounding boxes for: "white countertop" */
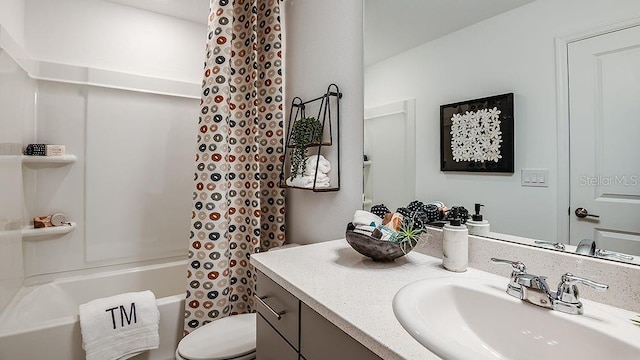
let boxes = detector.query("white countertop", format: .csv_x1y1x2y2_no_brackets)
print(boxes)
251,239,640,359
250,239,508,359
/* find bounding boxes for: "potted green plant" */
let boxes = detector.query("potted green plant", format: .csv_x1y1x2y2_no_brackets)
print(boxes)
290,117,322,178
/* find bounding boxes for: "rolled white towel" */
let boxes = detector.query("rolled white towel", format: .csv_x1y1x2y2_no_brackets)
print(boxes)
352,210,383,227
312,173,330,183
304,155,331,175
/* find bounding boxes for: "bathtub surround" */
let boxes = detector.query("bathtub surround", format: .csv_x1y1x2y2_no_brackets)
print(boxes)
0,0,204,279
0,41,30,311
185,0,286,333
0,1,204,350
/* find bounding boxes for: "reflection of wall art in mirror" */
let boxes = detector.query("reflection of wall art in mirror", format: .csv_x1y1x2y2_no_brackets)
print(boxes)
440,93,514,173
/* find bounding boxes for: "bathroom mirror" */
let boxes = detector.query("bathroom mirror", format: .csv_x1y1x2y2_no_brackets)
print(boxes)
363,0,640,265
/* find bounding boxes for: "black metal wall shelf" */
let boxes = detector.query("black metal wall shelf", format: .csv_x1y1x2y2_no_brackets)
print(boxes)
279,84,342,192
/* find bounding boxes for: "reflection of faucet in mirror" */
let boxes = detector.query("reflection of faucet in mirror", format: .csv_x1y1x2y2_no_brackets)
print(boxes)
534,240,565,251
575,239,634,261
576,239,596,256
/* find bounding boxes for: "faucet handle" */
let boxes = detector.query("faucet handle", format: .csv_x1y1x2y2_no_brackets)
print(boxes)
559,273,609,293
556,273,609,312
491,258,526,273
491,258,528,299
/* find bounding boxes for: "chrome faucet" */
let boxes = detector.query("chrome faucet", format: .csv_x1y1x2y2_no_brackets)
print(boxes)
491,258,609,315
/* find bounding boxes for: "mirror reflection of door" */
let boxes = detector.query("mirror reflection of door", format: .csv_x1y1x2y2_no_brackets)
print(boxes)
363,99,416,212
568,24,640,255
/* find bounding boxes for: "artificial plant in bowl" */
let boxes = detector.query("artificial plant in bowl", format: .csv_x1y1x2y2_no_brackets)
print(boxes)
390,216,424,254
290,117,322,178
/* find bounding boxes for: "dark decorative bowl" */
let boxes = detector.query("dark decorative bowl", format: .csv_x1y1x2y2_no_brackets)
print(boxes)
345,223,416,262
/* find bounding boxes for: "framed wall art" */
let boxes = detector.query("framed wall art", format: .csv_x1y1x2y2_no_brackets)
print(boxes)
440,93,514,173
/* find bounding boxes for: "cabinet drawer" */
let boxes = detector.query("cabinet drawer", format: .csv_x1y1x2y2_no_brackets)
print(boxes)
256,313,299,360
300,303,381,360
256,271,300,350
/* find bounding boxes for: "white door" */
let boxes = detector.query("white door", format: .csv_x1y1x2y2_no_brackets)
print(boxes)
568,25,640,255
364,99,416,212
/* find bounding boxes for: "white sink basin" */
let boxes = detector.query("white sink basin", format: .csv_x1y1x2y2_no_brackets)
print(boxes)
393,277,640,360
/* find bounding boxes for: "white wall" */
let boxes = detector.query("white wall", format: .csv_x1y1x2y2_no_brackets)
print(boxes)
284,0,364,244
365,0,640,242
24,0,204,83
0,0,25,46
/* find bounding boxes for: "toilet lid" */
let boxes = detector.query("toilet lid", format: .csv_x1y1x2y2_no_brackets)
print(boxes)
179,313,257,360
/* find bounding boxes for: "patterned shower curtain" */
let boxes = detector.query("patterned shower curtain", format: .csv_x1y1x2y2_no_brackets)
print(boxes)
184,0,285,334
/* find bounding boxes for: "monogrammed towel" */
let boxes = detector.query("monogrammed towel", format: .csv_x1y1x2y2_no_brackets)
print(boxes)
79,290,159,360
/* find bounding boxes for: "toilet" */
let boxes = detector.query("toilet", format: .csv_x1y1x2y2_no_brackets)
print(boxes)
175,313,257,360
176,246,299,359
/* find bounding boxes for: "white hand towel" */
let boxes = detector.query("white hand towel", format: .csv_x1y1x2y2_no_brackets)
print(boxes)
304,155,331,175
79,290,159,360
300,175,330,187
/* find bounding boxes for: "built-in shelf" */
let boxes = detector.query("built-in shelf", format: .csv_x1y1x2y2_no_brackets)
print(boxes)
22,222,77,239
20,153,78,240
22,154,77,167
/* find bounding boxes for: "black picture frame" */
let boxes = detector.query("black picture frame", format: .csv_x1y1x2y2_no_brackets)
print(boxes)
440,93,514,173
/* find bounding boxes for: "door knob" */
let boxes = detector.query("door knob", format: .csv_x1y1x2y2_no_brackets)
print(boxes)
575,207,600,218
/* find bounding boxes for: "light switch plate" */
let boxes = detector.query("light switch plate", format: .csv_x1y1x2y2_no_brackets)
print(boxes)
521,169,549,187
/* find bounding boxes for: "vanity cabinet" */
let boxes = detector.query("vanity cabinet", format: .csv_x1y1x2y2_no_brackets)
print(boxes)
256,315,299,360
255,270,300,357
256,271,381,360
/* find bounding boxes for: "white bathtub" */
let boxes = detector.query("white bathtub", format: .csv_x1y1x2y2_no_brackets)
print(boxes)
0,260,187,360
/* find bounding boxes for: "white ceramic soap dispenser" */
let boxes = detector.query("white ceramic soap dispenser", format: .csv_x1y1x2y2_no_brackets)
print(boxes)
466,203,490,236
442,208,468,272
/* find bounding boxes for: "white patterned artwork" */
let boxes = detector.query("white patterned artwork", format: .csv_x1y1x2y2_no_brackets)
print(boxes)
449,107,502,163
